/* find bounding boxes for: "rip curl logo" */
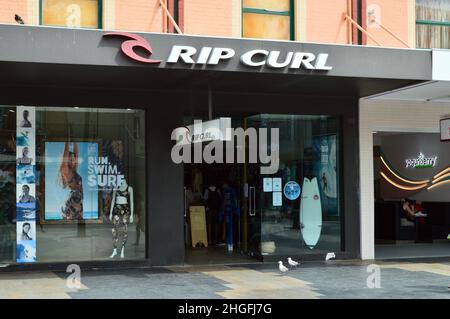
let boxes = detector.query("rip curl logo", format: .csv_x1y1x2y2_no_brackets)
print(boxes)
104,32,162,64
405,152,437,169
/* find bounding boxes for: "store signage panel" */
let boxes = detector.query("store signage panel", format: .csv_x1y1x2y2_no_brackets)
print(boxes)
405,152,437,169
440,118,450,141
104,33,333,71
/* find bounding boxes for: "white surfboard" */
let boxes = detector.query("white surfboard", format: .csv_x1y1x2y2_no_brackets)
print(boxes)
300,177,323,249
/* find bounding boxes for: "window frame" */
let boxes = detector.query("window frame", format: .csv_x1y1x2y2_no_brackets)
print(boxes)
416,19,450,27
39,0,103,29
241,0,295,41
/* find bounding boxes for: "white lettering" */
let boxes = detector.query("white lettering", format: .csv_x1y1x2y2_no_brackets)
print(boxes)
196,47,213,64
165,45,333,71
66,264,81,289
167,45,197,64
208,48,235,65
108,165,118,174
315,53,333,70
267,51,294,68
290,52,316,69
88,174,97,187
240,50,269,67
405,153,437,168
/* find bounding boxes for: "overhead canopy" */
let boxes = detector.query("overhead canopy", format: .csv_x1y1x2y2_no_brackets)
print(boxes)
0,24,434,101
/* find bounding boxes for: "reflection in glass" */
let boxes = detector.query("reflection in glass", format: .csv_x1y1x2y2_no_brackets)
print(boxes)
243,13,290,40
0,106,146,264
246,115,342,257
42,0,99,28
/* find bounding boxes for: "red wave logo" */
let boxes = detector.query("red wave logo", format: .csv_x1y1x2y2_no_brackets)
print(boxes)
104,32,162,64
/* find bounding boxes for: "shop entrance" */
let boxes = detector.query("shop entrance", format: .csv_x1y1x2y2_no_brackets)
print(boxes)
373,132,450,259
184,162,256,264
183,114,344,265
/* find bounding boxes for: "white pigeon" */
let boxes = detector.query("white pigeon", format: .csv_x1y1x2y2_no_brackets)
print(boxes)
278,261,289,273
325,252,336,261
287,257,299,268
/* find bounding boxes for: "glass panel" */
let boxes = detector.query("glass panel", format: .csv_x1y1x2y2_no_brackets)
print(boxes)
416,0,450,22
246,115,342,256
0,107,15,264
243,0,290,12
416,24,450,49
0,105,146,264
42,0,99,28
243,13,290,40
416,0,450,48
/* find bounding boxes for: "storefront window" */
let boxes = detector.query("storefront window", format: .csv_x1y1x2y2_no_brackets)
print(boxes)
246,115,342,256
242,0,294,40
416,0,450,49
41,0,102,29
0,106,146,264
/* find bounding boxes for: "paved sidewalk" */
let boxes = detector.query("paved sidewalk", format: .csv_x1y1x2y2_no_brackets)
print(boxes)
0,259,449,299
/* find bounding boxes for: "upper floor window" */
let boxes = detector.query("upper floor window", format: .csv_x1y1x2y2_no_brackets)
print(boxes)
416,0,450,48
40,0,102,29
242,0,294,40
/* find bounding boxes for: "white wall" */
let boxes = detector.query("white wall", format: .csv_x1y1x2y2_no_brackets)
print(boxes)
359,99,450,260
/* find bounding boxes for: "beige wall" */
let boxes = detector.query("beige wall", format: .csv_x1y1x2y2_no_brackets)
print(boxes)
366,0,410,48
0,0,29,24
184,0,233,37
0,1,420,46
115,0,164,32
306,0,350,44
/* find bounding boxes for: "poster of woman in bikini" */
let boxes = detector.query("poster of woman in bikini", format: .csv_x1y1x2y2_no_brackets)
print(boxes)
45,141,99,221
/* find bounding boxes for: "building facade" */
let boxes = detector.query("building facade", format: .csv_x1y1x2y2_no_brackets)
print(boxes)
0,1,449,270
1,0,449,49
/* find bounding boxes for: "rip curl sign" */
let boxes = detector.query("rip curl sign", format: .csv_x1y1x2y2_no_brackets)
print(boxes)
405,152,437,169
103,32,333,71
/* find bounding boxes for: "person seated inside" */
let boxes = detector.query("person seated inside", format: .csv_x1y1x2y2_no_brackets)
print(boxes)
401,198,427,222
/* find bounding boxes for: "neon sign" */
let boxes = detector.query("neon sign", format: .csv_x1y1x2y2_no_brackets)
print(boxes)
405,153,437,169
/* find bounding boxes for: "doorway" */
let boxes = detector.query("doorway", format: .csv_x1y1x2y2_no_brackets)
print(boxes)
373,132,450,259
183,114,344,265
184,162,255,265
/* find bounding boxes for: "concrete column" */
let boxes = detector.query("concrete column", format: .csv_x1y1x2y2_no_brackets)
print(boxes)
359,99,375,260
147,101,185,266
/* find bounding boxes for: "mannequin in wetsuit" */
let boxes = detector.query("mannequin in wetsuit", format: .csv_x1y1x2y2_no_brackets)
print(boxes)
109,179,134,259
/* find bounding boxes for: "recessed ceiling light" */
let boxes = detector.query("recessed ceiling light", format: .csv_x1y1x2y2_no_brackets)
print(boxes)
9,109,15,113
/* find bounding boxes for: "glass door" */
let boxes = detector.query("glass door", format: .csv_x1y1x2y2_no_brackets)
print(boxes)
241,114,343,259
